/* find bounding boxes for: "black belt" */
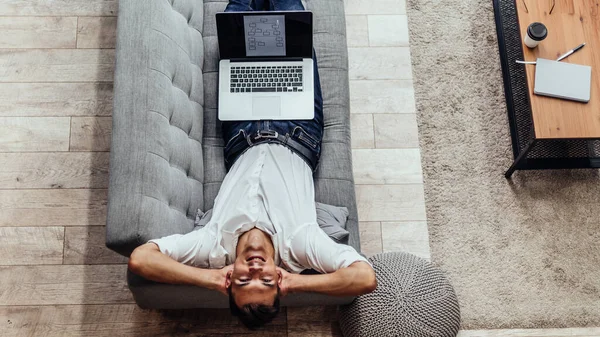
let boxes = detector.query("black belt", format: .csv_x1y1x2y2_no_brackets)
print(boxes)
227,130,318,171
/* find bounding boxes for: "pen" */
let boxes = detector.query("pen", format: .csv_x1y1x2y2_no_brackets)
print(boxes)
556,43,586,62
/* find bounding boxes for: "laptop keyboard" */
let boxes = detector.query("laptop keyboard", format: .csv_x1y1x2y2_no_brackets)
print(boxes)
230,65,303,93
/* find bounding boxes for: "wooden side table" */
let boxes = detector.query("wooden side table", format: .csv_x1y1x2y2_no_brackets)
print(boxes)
493,0,600,178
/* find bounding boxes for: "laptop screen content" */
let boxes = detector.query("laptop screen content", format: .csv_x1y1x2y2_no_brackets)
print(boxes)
217,11,312,60
243,15,286,57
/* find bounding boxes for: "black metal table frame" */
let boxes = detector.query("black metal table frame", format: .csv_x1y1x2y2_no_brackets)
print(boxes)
493,0,600,178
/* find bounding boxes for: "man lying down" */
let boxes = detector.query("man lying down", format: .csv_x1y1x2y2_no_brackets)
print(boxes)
128,0,376,330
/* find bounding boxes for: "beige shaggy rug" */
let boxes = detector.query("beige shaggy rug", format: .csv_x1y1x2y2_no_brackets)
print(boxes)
406,0,600,329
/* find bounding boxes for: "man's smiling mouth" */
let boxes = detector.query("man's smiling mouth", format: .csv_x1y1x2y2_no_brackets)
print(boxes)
246,255,266,262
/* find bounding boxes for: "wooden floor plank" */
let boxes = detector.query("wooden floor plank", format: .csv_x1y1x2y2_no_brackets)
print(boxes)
0,0,118,16
0,305,287,337
0,117,70,152
70,117,112,152
287,306,342,337
352,148,423,184
0,189,107,227
0,17,76,48
0,83,113,117
0,49,114,82
0,265,132,305
348,47,412,80
64,226,128,265
458,328,600,336
0,227,64,265
356,184,427,221
358,221,383,257
77,17,117,49
0,152,109,189
349,80,416,114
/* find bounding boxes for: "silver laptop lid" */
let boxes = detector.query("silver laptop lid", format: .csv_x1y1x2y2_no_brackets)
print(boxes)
216,11,313,61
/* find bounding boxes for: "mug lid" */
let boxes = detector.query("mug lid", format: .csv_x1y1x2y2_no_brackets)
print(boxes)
527,22,548,41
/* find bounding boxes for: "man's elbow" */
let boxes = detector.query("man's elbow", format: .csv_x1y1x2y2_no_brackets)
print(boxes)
128,245,150,274
356,266,377,294
364,269,377,293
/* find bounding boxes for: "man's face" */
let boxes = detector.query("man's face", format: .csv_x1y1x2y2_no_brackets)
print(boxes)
227,229,281,306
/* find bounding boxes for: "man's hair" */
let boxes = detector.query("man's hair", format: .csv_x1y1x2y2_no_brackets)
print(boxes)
228,286,281,330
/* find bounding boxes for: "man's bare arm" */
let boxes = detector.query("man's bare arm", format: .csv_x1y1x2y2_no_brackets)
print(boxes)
128,243,230,294
283,261,377,297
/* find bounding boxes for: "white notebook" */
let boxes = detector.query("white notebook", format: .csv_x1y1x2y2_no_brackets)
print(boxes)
534,58,592,103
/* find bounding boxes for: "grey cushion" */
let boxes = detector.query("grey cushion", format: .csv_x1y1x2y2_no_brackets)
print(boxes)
106,0,357,308
315,202,350,243
194,202,350,243
339,252,461,337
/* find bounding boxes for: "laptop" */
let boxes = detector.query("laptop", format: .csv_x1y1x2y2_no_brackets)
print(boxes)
216,11,314,121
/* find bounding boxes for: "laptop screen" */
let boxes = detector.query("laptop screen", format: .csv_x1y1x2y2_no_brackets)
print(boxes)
217,11,312,60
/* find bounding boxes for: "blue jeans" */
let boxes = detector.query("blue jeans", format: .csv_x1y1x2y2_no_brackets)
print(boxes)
222,0,324,172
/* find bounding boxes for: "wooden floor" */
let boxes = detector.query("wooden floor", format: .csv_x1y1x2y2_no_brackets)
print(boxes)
1,0,598,336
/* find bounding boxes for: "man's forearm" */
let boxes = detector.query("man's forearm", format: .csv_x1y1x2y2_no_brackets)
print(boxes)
128,243,221,291
288,262,377,297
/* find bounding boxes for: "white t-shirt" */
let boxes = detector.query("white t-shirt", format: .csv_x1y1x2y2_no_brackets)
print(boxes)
149,143,368,273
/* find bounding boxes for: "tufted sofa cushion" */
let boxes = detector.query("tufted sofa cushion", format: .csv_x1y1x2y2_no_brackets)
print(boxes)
107,0,206,256
107,0,359,308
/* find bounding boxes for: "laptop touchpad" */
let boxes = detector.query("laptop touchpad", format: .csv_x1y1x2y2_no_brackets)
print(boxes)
252,97,281,117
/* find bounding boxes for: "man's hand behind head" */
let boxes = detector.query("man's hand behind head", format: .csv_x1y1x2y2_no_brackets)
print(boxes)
214,264,234,296
276,267,293,296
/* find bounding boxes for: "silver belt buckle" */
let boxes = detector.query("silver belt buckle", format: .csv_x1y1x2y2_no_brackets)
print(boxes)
254,130,278,140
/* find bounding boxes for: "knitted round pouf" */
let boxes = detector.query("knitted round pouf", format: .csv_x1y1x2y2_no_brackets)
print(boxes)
339,252,460,337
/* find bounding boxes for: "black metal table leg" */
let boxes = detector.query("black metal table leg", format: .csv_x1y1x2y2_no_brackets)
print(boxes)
505,139,536,178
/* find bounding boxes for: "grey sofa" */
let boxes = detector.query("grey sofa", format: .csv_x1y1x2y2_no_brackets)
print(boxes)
106,0,359,308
